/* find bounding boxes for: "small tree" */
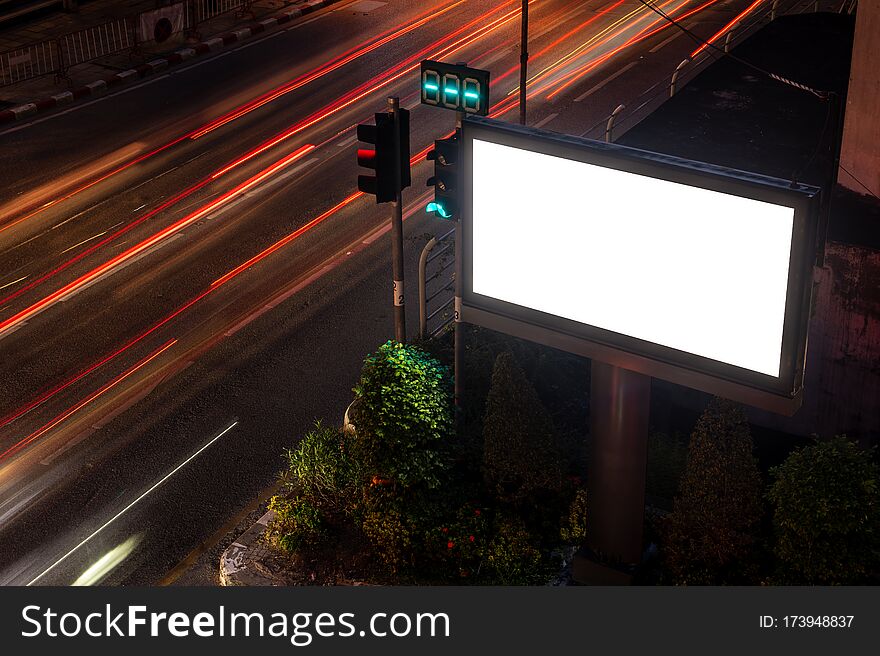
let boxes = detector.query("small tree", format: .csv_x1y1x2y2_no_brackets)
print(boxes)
768,436,880,584
482,352,562,504
353,340,453,490
663,397,763,584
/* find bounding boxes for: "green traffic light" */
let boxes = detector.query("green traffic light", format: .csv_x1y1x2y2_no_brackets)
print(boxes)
426,202,453,219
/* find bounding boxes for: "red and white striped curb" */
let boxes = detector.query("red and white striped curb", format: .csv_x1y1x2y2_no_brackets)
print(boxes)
0,0,340,125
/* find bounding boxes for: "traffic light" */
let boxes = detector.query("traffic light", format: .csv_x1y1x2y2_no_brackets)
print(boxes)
356,109,411,203
426,133,459,220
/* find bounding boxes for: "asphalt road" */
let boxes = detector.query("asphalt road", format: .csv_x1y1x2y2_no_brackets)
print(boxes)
0,0,801,585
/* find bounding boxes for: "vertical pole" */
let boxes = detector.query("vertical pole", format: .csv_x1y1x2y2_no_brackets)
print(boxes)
454,110,465,423
572,361,650,584
519,0,529,125
389,97,406,343
818,91,844,267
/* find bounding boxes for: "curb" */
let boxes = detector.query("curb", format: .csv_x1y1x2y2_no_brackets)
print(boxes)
0,0,342,125
219,507,284,586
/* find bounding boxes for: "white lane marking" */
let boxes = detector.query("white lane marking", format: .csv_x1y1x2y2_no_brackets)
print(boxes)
575,61,639,102
26,420,238,586
0,275,27,291
58,233,185,303
533,112,558,129
649,28,686,53
133,204,146,212
336,134,358,148
60,229,110,254
203,157,320,219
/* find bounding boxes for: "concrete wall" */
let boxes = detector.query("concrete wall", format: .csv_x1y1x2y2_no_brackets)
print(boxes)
748,241,880,444
838,0,880,198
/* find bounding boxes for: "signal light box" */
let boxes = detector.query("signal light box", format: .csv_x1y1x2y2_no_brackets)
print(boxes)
420,60,490,116
459,117,820,414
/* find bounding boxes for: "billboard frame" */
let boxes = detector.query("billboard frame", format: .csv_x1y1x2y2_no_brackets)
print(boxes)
459,116,820,415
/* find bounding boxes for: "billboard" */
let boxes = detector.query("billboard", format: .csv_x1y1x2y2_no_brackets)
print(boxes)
460,117,820,414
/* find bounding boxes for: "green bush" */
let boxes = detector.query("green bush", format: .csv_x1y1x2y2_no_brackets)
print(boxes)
283,421,361,515
485,515,545,585
768,436,880,584
266,496,325,554
663,397,763,584
353,341,453,489
361,506,412,574
646,431,688,502
482,352,562,504
427,503,488,580
560,488,588,544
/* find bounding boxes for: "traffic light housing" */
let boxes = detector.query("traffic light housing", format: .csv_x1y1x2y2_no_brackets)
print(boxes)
357,109,411,203
426,133,459,220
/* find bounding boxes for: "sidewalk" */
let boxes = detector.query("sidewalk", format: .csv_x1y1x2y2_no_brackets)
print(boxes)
0,0,331,113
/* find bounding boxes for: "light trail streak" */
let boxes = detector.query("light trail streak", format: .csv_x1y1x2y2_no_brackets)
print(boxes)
0,145,315,338
0,339,178,462
543,0,719,100
0,0,470,232
690,0,765,57
25,420,238,586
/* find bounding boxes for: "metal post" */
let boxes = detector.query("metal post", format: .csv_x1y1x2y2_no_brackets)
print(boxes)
519,0,529,125
572,361,651,584
605,104,624,143
670,58,689,97
771,0,779,20
418,237,438,339
818,92,844,267
454,110,465,421
389,97,406,343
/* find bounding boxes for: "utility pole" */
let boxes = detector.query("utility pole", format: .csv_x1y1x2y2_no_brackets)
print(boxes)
519,0,529,125
389,96,406,343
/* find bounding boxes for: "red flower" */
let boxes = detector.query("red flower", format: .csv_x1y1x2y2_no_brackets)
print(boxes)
447,541,454,549
469,535,475,542
474,509,481,516
441,527,448,534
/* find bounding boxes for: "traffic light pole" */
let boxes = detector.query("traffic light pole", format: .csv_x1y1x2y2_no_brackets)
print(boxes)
454,110,465,421
389,97,406,343
519,0,528,125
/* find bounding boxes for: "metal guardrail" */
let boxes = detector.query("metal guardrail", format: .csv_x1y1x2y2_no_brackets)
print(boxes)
582,0,838,144
0,0,252,87
418,227,456,340
0,39,57,86
57,16,134,72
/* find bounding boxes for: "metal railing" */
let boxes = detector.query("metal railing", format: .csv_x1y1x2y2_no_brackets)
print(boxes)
0,40,58,86
418,227,456,340
0,0,254,87
581,0,838,144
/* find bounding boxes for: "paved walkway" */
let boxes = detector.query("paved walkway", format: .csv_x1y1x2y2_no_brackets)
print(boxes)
0,0,297,106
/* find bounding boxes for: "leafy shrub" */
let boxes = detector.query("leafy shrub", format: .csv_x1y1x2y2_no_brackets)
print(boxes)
485,515,545,585
283,421,361,515
663,397,763,584
646,431,688,502
482,352,562,504
353,341,453,489
266,496,325,554
560,488,588,544
768,436,880,584
428,503,488,579
361,506,412,573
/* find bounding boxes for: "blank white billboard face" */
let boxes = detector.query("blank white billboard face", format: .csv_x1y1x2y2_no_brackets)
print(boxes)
471,139,796,378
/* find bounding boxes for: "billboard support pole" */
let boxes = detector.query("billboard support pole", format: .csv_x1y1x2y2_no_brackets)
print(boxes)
454,110,465,425
389,96,406,343
573,361,650,584
519,0,528,125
